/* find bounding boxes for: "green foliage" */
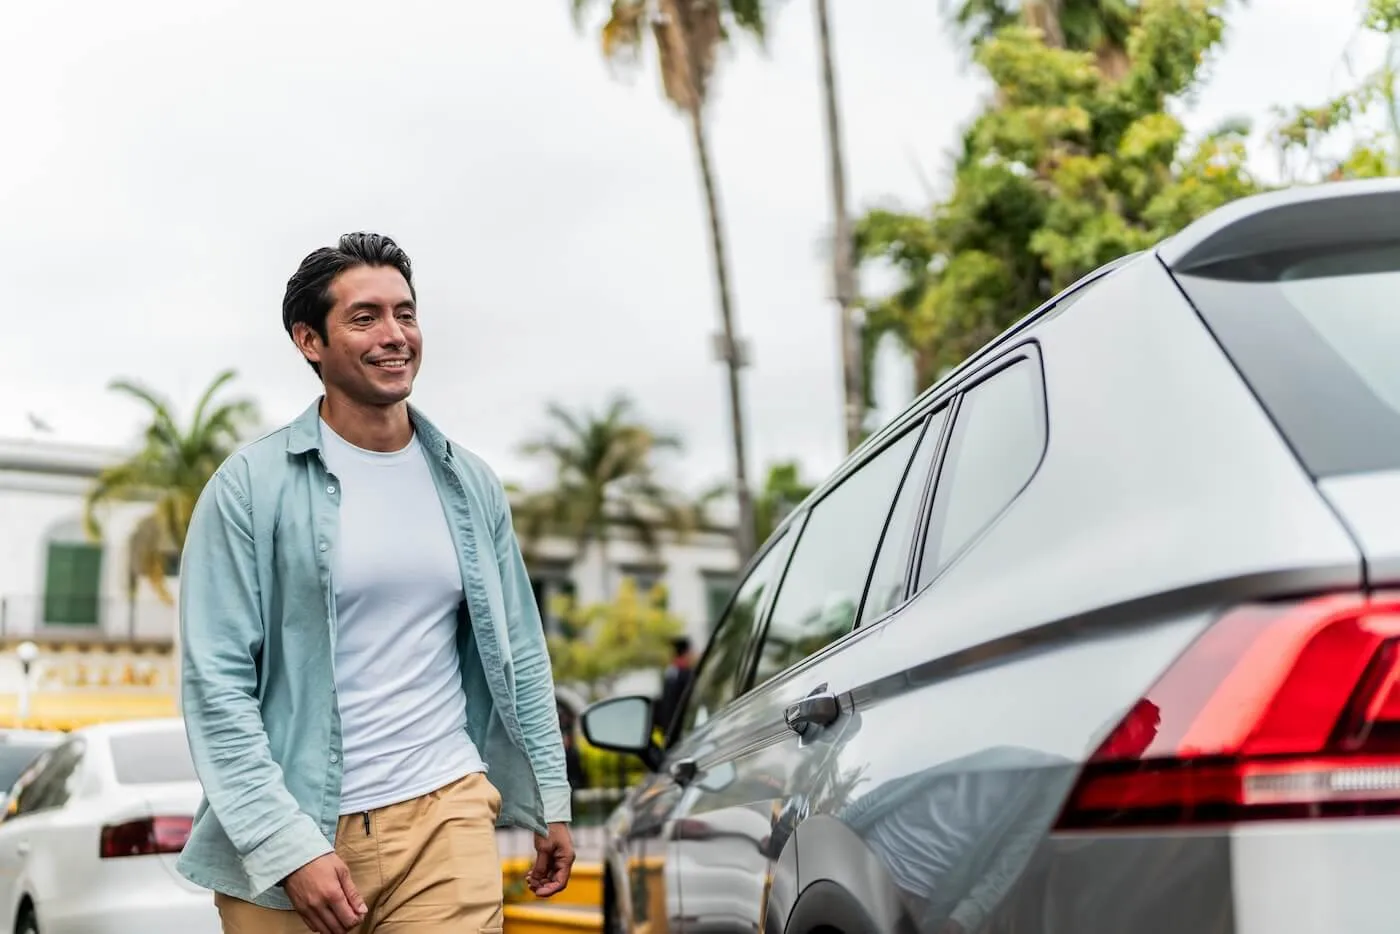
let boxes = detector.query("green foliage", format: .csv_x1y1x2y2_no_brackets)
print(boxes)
514,394,692,564
85,370,259,601
547,577,687,700
1270,3,1400,182
577,734,648,789
754,461,815,546
857,0,1263,386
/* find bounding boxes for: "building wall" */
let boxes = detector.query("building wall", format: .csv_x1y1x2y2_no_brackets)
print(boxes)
0,437,741,673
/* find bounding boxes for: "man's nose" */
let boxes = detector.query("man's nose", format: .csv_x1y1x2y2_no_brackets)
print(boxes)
378,317,407,346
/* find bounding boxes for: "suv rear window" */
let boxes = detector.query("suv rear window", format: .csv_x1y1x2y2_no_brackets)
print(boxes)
1173,241,1400,477
110,729,197,785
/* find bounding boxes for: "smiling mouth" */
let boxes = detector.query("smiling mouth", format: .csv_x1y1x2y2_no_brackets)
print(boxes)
369,359,411,370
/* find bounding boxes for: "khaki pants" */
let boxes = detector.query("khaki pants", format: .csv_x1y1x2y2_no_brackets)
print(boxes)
216,772,505,933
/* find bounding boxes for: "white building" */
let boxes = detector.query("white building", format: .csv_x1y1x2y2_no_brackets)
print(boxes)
0,434,741,706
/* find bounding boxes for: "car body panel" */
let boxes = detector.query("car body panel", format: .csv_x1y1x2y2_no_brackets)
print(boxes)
1317,470,1400,585
596,182,1391,934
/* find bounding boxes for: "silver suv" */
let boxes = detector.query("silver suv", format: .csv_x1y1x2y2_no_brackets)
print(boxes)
583,178,1400,934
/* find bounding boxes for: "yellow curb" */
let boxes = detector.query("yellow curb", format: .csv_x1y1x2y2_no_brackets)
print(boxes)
503,859,602,909
503,903,602,933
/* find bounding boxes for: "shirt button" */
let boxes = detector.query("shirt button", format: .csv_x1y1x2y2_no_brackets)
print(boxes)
319,541,328,552
329,753,340,764
326,485,336,494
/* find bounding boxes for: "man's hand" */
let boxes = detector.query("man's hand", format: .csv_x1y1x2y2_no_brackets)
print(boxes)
526,822,575,898
283,852,367,934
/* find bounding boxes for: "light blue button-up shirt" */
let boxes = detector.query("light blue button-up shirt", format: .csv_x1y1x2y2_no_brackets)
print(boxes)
176,400,569,909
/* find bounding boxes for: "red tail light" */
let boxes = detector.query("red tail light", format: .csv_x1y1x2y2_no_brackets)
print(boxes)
1056,593,1400,831
99,816,192,859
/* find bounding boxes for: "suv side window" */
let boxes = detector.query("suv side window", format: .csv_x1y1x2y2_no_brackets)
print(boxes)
918,355,1046,585
861,407,949,625
751,423,924,687
676,528,796,737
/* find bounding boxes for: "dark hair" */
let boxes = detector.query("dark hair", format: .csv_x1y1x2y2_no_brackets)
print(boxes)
672,637,692,656
282,232,416,375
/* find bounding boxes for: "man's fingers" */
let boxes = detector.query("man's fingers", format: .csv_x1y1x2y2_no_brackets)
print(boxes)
337,863,369,915
326,889,362,930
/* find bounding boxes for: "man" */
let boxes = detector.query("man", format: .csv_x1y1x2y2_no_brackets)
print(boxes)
653,636,696,736
177,232,574,934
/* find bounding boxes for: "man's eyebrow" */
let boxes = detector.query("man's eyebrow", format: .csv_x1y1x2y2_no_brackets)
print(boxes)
345,298,416,312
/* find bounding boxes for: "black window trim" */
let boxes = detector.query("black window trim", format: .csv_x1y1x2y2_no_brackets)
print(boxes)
737,414,936,696
663,523,799,747
854,406,952,630
909,340,1050,595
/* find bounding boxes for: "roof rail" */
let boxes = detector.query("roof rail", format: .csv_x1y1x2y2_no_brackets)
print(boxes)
1158,178,1400,275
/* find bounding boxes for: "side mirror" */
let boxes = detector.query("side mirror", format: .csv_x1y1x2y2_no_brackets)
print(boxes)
582,695,662,771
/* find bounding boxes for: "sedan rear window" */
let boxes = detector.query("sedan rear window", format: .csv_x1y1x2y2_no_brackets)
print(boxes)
1173,241,1400,477
110,730,197,785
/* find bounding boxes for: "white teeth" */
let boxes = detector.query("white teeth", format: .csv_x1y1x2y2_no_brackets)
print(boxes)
373,360,407,368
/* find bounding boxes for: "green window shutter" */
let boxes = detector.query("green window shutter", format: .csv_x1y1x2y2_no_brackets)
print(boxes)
43,542,103,626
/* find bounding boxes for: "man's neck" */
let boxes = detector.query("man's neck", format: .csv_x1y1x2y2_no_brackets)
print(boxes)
320,394,413,452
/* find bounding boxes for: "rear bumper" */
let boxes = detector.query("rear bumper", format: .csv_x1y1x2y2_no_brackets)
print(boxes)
40,884,217,934
1013,818,1400,934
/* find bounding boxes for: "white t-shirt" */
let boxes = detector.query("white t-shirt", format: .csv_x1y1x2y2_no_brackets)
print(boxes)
319,420,486,814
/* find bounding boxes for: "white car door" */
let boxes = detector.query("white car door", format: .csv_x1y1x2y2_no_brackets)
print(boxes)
0,739,86,924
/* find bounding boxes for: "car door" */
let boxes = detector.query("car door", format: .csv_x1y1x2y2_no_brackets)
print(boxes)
0,739,85,923
615,529,799,934
669,414,941,934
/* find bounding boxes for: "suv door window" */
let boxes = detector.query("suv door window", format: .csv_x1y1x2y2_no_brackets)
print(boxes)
752,423,925,687
919,356,1046,585
676,528,797,737
861,408,949,625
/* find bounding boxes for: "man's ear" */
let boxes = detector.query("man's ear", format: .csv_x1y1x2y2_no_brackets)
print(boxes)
291,321,323,366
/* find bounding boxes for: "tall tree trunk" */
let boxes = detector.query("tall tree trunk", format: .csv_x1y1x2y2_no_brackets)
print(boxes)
1024,0,1066,48
687,103,757,564
814,0,864,453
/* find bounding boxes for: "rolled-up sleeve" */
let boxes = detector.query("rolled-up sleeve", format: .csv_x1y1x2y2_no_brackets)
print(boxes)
179,464,333,894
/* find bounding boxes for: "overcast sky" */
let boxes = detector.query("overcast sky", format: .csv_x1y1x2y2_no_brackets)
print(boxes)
1,0,1383,492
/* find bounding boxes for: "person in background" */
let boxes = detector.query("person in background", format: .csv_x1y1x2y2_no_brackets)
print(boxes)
653,636,697,737
177,232,574,934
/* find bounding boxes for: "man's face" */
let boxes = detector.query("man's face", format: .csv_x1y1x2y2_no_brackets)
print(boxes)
296,264,421,406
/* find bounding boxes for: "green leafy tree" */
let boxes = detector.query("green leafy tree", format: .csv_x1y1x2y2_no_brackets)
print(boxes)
84,370,258,601
516,394,692,596
754,461,815,546
569,0,777,562
547,577,688,701
693,459,815,550
857,0,1259,388
1270,0,1400,182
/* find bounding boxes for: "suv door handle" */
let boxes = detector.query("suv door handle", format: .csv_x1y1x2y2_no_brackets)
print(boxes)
785,689,840,735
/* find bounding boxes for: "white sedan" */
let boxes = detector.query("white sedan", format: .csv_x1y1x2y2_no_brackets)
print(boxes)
0,718,217,934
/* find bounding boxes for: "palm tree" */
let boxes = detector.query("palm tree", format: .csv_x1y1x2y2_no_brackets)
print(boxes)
570,0,769,562
813,0,864,454
84,369,258,602
945,0,1137,75
517,394,692,597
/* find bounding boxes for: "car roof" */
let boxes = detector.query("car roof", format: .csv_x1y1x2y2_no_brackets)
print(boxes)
1158,176,1400,273
69,717,186,742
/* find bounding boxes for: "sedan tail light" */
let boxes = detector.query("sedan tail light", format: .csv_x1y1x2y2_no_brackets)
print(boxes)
1056,593,1400,831
99,816,192,859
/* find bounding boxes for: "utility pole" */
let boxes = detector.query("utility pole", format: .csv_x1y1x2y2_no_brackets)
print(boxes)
815,0,864,453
